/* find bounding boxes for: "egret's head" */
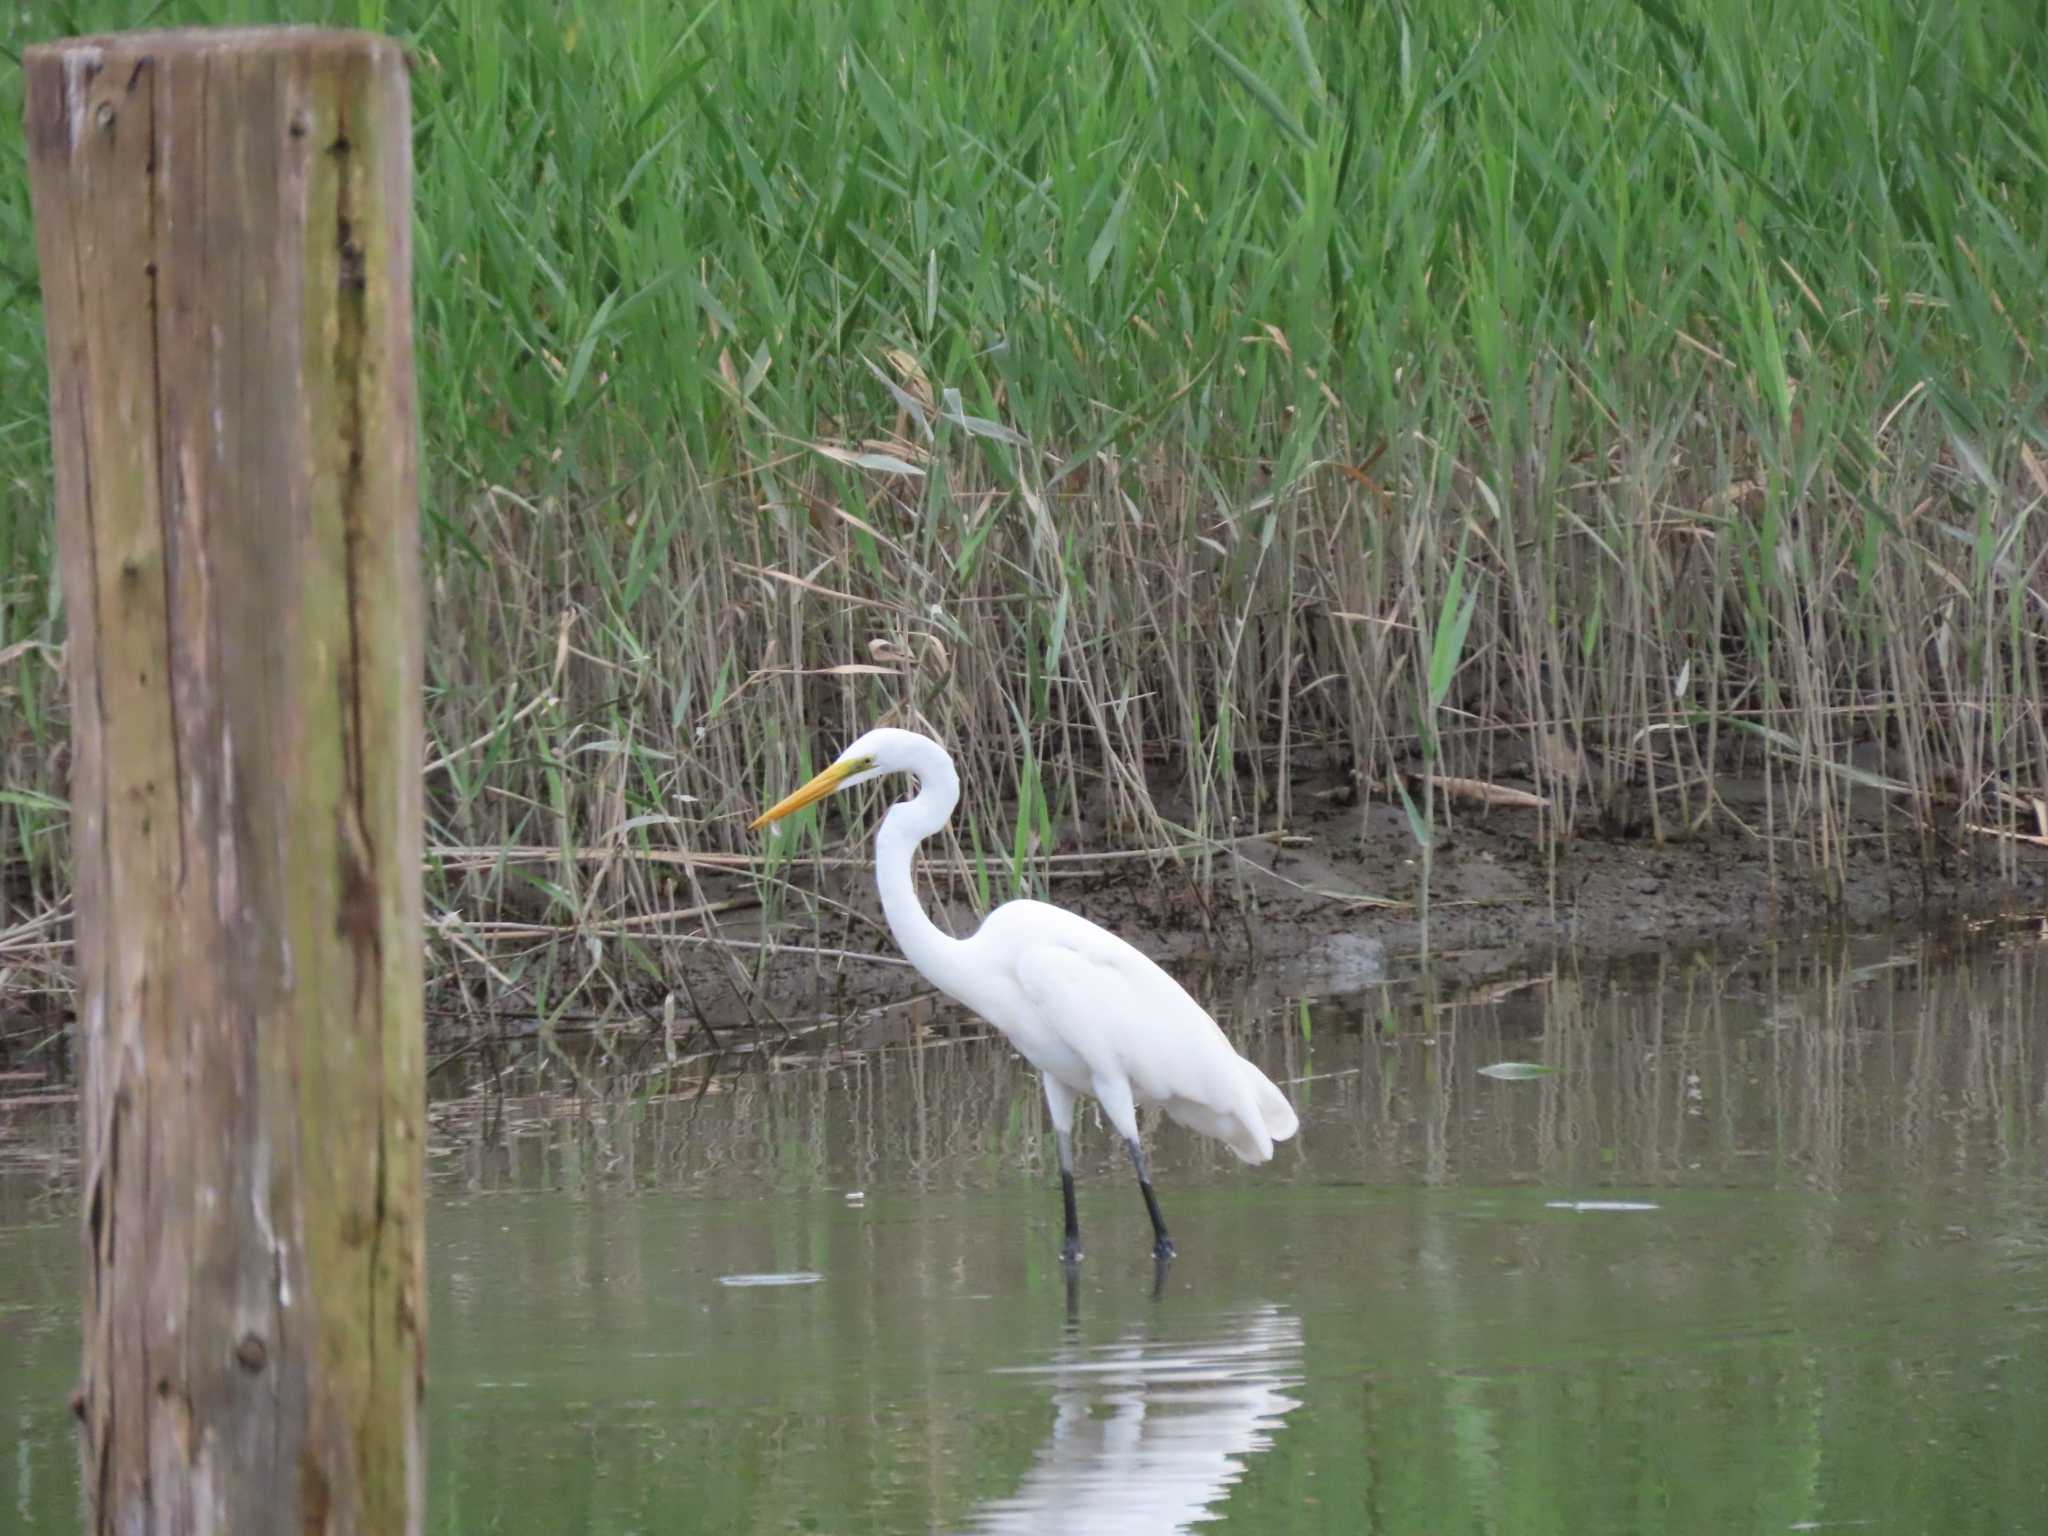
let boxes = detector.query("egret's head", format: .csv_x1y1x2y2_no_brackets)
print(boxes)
749,728,938,830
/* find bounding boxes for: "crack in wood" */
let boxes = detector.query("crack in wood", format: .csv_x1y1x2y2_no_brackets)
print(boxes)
326,75,397,1472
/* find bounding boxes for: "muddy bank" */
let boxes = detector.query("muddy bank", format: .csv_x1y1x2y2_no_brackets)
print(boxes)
1201,774,2048,964
8,769,2047,1060
719,768,2048,1034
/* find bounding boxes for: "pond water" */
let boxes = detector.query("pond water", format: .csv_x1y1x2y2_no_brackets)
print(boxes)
5,922,2047,1533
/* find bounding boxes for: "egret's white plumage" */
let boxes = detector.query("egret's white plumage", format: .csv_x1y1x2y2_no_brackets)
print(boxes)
752,727,1299,1260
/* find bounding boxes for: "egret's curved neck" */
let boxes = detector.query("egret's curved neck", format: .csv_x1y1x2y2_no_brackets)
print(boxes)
873,741,969,991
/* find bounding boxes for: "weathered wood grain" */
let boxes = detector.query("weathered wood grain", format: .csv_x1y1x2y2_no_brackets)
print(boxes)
24,27,424,1535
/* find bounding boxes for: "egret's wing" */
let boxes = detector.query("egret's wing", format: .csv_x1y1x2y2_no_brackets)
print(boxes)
1007,929,1249,1114
990,905,1295,1162
1008,936,1159,1080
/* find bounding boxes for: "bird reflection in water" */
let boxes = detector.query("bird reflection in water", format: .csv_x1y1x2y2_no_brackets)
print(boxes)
960,1304,1303,1535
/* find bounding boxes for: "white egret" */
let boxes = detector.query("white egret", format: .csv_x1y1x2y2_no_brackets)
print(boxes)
751,728,1299,1261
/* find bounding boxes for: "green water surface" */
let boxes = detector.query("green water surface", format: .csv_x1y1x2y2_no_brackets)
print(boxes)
4,927,2046,1533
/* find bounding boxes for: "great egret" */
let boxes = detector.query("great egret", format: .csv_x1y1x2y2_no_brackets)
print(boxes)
751,727,1299,1261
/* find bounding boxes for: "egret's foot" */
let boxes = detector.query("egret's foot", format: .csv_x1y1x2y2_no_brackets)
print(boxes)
1058,1167,1083,1268
1125,1141,1175,1265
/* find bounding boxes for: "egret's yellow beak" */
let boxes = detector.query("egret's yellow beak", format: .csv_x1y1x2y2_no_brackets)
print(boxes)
750,758,865,830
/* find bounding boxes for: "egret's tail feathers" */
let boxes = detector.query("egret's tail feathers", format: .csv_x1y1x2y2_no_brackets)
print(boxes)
1162,1096,1271,1163
1162,1059,1301,1165
1243,1058,1301,1145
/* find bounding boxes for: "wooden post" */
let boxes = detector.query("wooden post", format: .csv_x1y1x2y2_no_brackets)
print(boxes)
24,28,425,1534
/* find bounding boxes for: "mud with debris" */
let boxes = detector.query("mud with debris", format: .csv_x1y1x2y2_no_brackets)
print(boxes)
691,762,2048,1046
8,760,2048,1062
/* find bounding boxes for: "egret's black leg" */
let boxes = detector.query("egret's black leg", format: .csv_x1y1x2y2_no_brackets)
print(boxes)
1151,1252,1172,1301
1056,1125,1084,1264
1124,1137,1176,1260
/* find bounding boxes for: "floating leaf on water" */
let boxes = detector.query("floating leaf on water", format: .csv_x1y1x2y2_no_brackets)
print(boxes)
1478,1062,1557,1080
1544,1200,1661,1213
718,1271,824,1287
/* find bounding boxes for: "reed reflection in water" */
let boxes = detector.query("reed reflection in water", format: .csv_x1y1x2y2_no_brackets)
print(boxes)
419,919,2047,1209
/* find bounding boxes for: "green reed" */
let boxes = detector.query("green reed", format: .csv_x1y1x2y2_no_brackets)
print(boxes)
2,0,2044,980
